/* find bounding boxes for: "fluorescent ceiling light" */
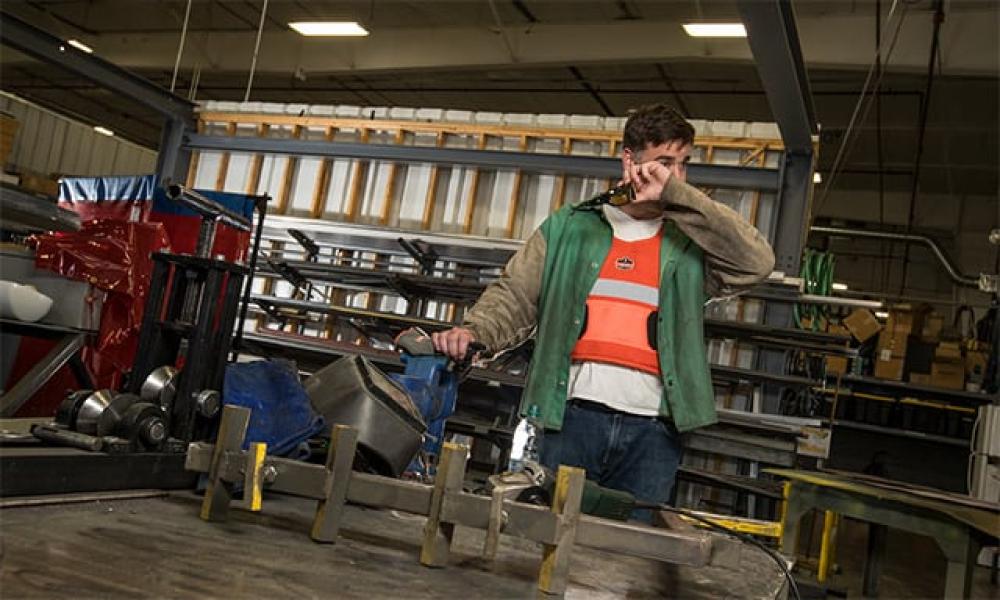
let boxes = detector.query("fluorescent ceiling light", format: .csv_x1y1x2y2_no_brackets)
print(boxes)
289,21,369,37
93,126,114,137
813,172,823,184
682,23,747,38
831,282,848,291
67,39,93,54
874,311,889,320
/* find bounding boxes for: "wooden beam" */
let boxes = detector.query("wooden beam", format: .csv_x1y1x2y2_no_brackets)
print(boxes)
552,137,572,210
504,135,530,238
420,132,447,230
461,133,488,235
310,126,337,218
344,128,371,221
379,129,407,225
603,138,619,191
214,122,237,191
748,149,769,228
245,123,270,196
197,112,786,151
704,145,716,165
275,125,304,215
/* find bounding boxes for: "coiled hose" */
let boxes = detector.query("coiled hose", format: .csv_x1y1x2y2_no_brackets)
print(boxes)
794,249,836,331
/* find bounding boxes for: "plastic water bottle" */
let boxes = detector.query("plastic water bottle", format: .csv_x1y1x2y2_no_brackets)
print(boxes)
508,404,542,473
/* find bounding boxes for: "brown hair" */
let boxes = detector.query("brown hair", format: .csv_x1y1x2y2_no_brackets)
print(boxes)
622,104,695,152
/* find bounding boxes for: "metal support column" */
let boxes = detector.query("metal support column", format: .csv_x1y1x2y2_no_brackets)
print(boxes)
739,0,819,414
738,0,817,270
157,117,194,184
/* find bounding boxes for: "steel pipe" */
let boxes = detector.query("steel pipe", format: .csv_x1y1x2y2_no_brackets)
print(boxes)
166,185,253,232
810,225,979,288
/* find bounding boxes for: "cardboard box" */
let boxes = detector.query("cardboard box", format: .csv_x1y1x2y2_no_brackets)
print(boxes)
886,303,932,334
876,304,932,362
843,308,882,343
921,314,945,341
935,341,963,362
18,172,59,197
827,323,849,336
931,361,965,390
876,329,911,359
909,372,932,386
826,356,849,376
875,356,905,381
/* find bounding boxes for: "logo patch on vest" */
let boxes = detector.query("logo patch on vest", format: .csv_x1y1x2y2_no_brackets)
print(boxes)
615,256,635,271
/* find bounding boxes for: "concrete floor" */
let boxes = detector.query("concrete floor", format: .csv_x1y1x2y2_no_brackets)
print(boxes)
1,492,786,599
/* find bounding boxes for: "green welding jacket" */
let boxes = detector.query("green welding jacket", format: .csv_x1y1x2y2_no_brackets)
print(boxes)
463,176,775,432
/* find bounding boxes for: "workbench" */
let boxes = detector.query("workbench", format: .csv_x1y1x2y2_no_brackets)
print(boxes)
0,492,787,599
769,469,1000,599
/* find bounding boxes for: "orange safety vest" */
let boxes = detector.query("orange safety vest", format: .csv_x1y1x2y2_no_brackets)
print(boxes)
570,229,662,375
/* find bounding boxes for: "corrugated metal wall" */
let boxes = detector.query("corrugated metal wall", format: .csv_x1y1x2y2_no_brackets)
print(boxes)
0,91,157,177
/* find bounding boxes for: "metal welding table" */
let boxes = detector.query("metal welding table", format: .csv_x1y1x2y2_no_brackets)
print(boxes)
769,468,1000,599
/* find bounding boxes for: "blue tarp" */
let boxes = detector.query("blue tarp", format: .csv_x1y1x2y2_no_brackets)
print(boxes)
60,174,160,202
58,174,254,219
223,359,325,457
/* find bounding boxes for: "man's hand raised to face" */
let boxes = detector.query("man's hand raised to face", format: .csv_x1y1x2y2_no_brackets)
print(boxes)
625,158,673,205
619,158,673,219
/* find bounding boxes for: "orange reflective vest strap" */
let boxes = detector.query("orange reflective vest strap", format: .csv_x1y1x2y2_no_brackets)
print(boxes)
570,230,662,375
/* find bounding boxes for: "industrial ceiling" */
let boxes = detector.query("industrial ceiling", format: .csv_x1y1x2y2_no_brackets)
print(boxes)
0,0,997,196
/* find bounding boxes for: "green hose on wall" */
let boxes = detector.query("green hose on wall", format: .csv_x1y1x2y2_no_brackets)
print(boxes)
794,249,836,331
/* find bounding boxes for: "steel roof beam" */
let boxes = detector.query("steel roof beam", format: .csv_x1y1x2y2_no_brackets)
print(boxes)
0,11,194,123
738,0,818,155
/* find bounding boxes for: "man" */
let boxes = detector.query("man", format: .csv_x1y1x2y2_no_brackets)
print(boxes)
433,104,774,514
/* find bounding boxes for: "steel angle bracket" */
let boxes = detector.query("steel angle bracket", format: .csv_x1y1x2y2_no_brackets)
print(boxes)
482,475,535,561
187,405,359,540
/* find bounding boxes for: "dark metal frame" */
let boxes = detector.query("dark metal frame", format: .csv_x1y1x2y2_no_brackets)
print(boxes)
0,323,87,417
231,195,270,360
0,184,81,232
0,11,196,183
0,447,196,496
127,254,246,441
184,134,781,192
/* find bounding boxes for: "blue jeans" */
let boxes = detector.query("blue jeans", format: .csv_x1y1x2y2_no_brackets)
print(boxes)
539,399,683,522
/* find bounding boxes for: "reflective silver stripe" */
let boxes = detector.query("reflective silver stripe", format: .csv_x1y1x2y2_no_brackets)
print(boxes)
590,278,658,306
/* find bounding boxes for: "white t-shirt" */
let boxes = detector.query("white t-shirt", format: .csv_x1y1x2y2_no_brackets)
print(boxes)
566,205,664,416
